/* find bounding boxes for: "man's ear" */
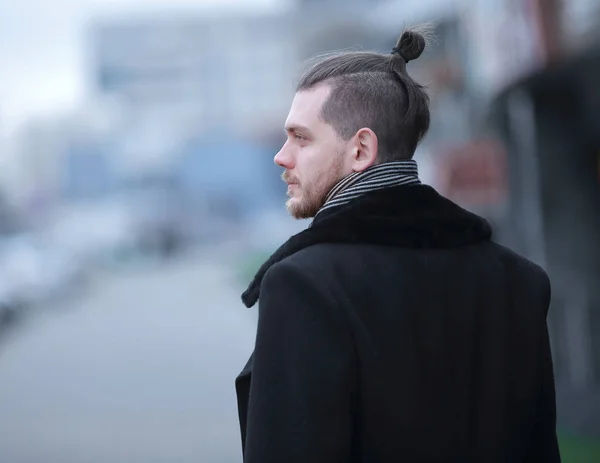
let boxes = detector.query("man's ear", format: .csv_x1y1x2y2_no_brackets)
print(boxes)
351,128,378,172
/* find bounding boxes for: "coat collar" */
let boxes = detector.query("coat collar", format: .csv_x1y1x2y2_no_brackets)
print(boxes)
241,184,492,308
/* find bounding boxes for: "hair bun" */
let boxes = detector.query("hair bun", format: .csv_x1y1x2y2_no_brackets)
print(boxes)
394,27,427,63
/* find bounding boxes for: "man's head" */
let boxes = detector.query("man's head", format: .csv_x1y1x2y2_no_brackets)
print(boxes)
275,26,431,219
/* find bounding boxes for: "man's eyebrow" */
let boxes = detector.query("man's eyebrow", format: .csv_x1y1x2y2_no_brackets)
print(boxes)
284,124,312,135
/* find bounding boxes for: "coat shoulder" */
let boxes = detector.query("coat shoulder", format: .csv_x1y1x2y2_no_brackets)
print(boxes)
258,244,360,308
487,241,550,289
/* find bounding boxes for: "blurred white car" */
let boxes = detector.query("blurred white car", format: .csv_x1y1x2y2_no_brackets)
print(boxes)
48,199,139,266
0,233,87,306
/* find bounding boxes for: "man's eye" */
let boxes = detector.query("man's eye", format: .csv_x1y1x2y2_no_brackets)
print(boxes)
295,134,306,141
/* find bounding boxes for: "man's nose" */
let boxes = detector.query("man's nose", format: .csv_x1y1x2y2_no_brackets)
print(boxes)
274,143,294,169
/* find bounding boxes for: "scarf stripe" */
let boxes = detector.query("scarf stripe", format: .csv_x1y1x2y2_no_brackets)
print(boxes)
317,160,420,215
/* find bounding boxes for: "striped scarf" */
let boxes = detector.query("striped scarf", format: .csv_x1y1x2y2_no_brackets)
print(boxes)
317,160,421,216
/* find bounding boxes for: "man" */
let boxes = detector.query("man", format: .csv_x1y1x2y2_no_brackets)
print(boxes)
235,26,560,463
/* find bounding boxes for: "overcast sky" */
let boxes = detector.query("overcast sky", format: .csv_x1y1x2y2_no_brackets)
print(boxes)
0,0,284,136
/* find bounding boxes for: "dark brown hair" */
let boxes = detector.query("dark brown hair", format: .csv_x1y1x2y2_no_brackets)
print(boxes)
297,25,431,162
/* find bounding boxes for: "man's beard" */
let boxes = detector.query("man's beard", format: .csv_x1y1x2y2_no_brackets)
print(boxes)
284,155,345,220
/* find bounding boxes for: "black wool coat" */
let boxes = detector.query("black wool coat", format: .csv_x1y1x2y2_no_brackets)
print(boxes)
236,184,560,463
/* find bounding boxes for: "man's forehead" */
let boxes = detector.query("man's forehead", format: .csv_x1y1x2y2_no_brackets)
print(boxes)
285,85,331,128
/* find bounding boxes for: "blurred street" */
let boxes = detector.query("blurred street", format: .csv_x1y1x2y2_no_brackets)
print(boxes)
0,250,255,463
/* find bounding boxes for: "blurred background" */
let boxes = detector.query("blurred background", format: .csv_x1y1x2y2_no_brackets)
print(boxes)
0,0,599,461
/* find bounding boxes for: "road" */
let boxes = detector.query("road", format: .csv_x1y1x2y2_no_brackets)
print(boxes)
0,251,257,463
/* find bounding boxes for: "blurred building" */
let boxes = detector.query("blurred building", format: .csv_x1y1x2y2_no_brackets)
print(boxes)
11,118,77,217
8,102,120,215
89,10,297,149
